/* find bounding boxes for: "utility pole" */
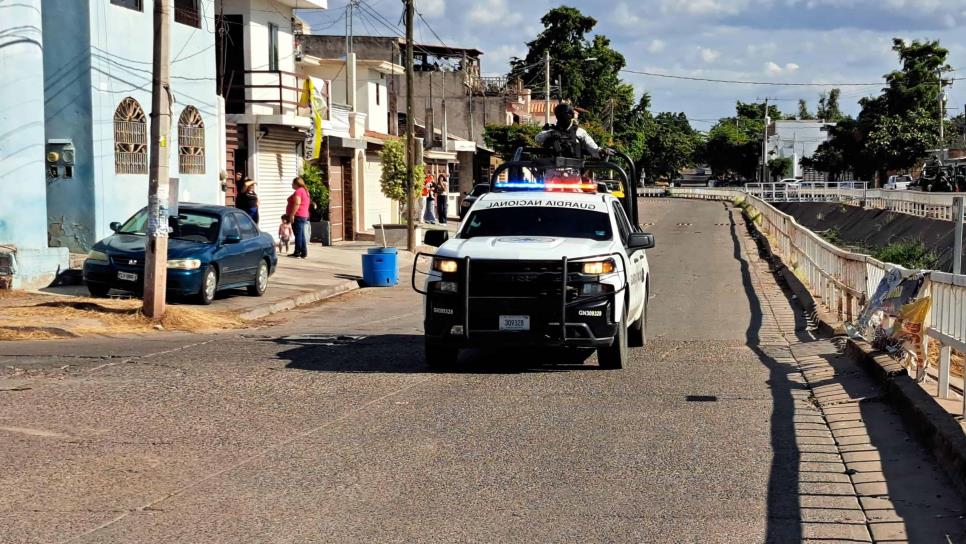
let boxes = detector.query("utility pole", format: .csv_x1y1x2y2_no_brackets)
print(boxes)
404,0,416,252
761,98,769,182
544,51,551,126
143,0,171,318
938,68,947,162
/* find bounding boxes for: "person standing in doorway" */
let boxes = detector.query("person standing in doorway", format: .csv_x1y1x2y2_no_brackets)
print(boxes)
435,173,449,224
235,178,259,225
287,176,311,258
423,174,437,224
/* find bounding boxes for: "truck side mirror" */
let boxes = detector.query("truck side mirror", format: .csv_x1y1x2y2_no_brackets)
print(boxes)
109,222,121,233
423,229,449,247
627,232,655,250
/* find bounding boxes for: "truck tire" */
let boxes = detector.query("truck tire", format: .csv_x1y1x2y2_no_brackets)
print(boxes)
598,310,628,369
629,298,647,348
425,338,458,370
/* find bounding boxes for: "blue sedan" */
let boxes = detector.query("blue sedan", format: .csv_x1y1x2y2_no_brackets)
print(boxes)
83,203,277,304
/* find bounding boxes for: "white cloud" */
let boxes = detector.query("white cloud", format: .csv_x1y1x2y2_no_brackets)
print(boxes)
765,61,784,76
785,62,800,72
468,0,521,26
648,39,667,53
415,0,445,18
612,2,644,29
699,47,721,63
661,0,749,16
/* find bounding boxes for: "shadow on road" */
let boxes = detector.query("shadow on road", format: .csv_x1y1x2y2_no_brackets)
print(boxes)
729,207,805,543
271,334,602,374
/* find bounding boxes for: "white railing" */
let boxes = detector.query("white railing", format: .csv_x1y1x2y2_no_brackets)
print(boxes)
744,182,868,203
863,190,960,221
660,187,966,416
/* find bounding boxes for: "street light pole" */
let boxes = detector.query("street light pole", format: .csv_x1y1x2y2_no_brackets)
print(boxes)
404,0,415,252
544,51,550,126
761,98,769,182
143,0,171,318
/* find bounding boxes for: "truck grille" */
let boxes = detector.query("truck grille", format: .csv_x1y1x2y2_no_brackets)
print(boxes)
468,259,568,298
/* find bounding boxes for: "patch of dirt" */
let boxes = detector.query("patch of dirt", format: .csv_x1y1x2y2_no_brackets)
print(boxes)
927,338,965,378
0,293,245,341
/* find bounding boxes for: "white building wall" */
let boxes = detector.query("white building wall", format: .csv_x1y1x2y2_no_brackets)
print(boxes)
364,152,393,230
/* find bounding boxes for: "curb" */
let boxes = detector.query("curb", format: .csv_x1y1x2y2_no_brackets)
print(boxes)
238,278,361,321
740,206,966,497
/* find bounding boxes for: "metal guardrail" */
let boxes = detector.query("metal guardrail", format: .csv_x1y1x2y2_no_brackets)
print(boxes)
862,190,961,221
655,187,966,415
744,182,869,203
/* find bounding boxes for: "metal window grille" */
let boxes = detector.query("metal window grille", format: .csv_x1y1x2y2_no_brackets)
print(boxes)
114,98,147,175
178,106,205,174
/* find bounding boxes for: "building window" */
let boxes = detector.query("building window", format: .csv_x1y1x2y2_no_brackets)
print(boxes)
178,106,206,174
268,23,279,71
174,0,201,28
111,0,143,11
114,97,147,175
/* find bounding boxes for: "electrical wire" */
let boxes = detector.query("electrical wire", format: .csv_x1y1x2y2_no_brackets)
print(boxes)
619,68,884,87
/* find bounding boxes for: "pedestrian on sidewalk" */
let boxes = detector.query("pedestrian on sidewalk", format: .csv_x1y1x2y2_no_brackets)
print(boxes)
418,177,428,224
423,174,437,224
236,178,259,225
435,173,449,224
277,215,293,254
287,177,311,258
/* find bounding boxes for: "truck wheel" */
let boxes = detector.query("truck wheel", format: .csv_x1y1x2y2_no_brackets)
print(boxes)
425,339,458,370
629,298,647,348
598,310,628,369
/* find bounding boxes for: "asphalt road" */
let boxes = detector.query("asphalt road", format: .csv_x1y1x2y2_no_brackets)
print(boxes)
2,199,964,543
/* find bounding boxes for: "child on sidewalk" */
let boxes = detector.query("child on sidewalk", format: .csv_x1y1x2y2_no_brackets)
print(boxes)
277,214,293,254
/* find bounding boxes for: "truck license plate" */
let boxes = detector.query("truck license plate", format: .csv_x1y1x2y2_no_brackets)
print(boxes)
499,315,530,331
117,271,138,282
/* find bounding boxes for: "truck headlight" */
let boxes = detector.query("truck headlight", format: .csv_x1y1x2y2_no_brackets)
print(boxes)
167,258,201,270
432,258,459,273
86,250,108,263
581,259,615,275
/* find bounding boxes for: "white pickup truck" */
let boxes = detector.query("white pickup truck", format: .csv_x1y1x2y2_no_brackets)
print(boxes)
415,184,653,370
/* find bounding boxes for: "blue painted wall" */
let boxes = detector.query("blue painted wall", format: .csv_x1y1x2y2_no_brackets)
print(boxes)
0,0,51,250
44,0,222,252
43,0,96,252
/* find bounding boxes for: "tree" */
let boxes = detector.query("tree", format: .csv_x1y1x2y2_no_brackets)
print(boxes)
483,123,541,160
379,138,424,207
798,99,814,120
768,157,793,180
700,101,780,179
301,162,329,222
816,89,844,122
644,112,697,180
508,7,632,124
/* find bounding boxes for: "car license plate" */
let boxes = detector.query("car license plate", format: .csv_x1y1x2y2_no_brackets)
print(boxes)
499,315,530,331
117,271,138,282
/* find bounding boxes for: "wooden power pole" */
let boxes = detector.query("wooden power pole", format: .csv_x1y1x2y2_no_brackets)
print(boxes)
144,0,172,318
405,0,416,252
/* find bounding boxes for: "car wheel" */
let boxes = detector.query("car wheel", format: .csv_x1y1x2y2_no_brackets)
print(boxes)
247,260,269,296
628,295,647,348
196,266,217,305
425,338,458,370
598,308,628,369
87,282,111,298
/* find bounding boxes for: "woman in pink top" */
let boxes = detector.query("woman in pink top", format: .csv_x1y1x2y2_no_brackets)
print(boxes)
287,177,312,258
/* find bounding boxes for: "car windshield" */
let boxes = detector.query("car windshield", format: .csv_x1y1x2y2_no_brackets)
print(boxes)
460,206,612,241
117,209,222,243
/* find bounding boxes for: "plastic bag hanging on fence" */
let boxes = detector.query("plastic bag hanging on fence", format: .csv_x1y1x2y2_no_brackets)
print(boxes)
892,296,932,382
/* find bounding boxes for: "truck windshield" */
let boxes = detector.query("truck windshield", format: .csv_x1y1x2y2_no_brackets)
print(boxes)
461,207,612,241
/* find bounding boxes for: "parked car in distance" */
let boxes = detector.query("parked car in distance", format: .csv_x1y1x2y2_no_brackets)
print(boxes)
885,175,913,191
83,203,277,304
777,178,801,188
459,183,490,219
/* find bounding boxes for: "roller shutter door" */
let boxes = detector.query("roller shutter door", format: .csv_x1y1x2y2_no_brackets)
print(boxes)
256,137,299,241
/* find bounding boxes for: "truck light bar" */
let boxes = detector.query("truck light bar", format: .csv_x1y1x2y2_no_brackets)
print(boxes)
494,181,597,193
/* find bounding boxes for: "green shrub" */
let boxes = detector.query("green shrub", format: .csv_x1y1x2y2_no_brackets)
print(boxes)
873,240,938,270
302,162,329,221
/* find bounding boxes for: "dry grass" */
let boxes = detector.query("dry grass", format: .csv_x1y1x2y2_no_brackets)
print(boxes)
0,294,244,341
927,338,966,378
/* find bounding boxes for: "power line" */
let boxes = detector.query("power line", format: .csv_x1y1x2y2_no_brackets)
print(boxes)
619,69,884,87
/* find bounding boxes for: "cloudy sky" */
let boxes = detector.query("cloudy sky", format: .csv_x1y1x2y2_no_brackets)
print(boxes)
300,0,966,128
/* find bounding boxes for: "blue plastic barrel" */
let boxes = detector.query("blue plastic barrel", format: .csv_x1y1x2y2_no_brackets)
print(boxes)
361,247,398,287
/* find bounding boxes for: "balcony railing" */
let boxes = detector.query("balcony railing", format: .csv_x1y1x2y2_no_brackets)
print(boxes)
225,70,310,117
